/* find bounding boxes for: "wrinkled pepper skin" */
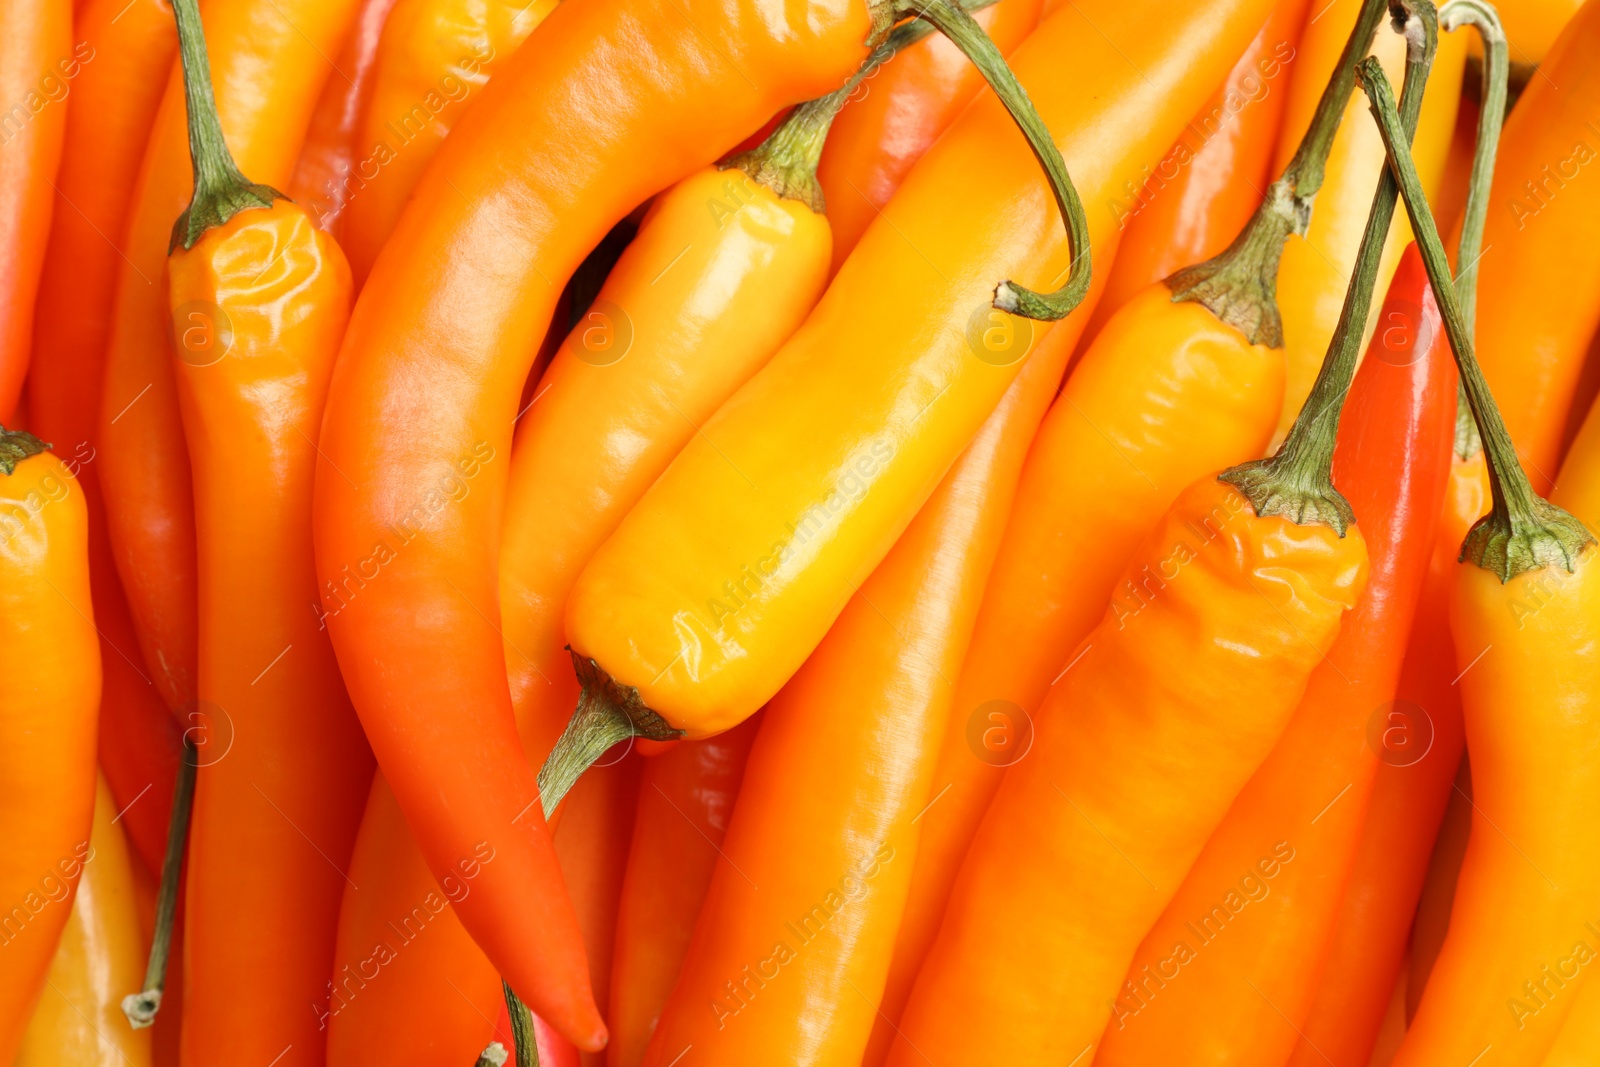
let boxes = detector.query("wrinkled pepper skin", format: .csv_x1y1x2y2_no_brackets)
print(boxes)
314,0,888,1040
0,0,69,423
566,0,1279,737
0,445,100,1064
815,0,1042,272
888,477,1367,1067
27,0,180,878
99,0,361,716
338,0,560,282
168,202,373,1067
13,775,152,1067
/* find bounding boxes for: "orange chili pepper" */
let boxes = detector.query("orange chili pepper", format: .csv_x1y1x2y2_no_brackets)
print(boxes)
1096,239,1455,1064
1460,0,1600,494
1270,0,1467,445
815,0,1042,272
14,775,151,1067
97,0,360,718
871,0,1403,1039
117,2,375,1059
639,235,1092,1066
337,0,560,283
0,0,69,424
288,0,403,236
0,428,100,1064
609,718,761,1067
1360,54,1600,1067
310,0,1048,1030
1081,0,1310,345
26,0,179,881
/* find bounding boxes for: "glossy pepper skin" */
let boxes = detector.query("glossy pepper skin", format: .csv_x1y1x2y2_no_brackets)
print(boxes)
312,0,889,1019
502,163,834,771
98,0,361,717
1082,0,1309,344
566,0,1278,737
14,775,152,1067
168,200,374,1066
641,263,1085,1067
0,438,101,1064
288,0,403,236
888,478,1367,1067
1095,244,1455,1066
26,0,180,878
608,718,761,1067
815,0,1042,273
1463,0,1600,493
870,272,1284,1051
1286,452,1485,1067
337,0,560,283
1270,0,1465,445
0,0,69,423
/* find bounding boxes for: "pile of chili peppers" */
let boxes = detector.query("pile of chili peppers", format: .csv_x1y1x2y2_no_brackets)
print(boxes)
4,0,1600,1062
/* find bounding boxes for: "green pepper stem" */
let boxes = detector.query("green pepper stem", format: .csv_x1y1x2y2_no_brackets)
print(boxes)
1359,56,1593,579
0,426,48,475
500,980,541,1067
122,737,198,1028
1440,0,1508,458
891,0,1090,321
1169,0,1398,347
1219,1,1437,533
167,0,281,251
726,0,999,214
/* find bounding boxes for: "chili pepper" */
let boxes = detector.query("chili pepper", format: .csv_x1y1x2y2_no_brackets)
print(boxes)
1270,0,1467,446
115,0,378,1057
884,13,1450,1058
337,0,561,283
1483,0,1583,63
27,0,179,882
97,0,360,720
868,1,1404,1043
1459,0,1600,494
609,717,761,1067
815,0,1042,273
0,0,69,424
0,428,100,1064
638,246,1097,1066
1362,51,1600,1067
552,0,1268,800
1545,934,1600,1062
1081,0,1311,346
288,0,403,236
1405,751,1474,1012
310,0,1099,1026
13,774,151,1067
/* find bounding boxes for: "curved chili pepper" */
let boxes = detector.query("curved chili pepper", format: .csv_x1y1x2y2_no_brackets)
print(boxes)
1081,0,1310,345
288,0,403,236
97,0,361,719
27,0,179,880
640,247,1093,1067
609,718,761,1067
1360,54,1600,1067
311,0,1096,1024
0,428,100,1064
1270,0,1467,446
14,775,151,1067
1095,239,1455,1065
117,0,377,1056
815,0,1042,273
1462,0,1600,494
870,0,1405,1040
337,0,561,283
885,15,1448,1058
0,0,69,423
